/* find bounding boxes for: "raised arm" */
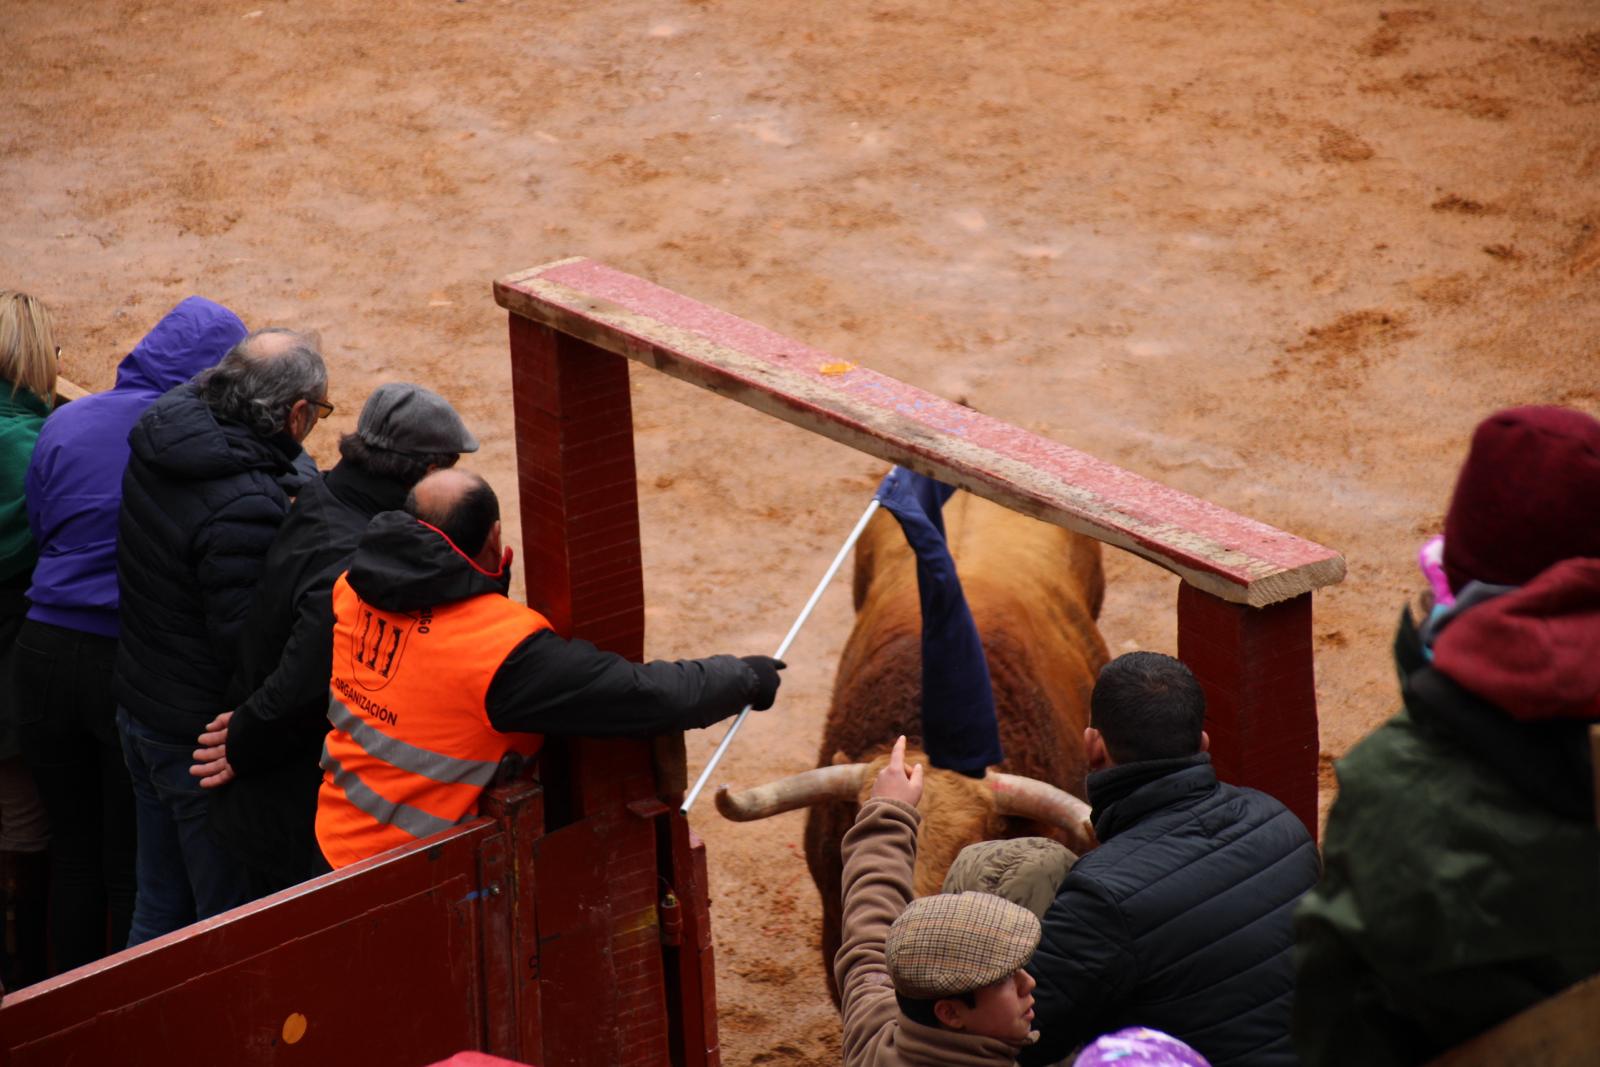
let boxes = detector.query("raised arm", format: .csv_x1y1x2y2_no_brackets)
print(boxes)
836,736,924,1066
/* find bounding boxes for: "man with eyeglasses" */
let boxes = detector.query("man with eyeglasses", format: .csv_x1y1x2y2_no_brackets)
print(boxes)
113,328,330,944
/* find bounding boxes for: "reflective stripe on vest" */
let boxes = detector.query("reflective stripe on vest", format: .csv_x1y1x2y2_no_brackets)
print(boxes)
316,571,550,869
326,694,500,788
319,743,464,841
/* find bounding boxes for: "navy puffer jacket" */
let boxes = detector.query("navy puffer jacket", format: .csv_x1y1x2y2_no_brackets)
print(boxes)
114,382,307,738
1021,754,1319,1067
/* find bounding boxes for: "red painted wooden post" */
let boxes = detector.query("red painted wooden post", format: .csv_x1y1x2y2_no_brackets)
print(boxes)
506,313,713,1066
508,314,645,658
1176,583,1318,838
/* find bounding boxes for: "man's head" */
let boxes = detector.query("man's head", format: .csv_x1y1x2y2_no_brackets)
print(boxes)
1086,652,1208,770
405,468,503,572
886,890,1040,1042
197,328,328,443
1442,406,1600,595
339,382,478,487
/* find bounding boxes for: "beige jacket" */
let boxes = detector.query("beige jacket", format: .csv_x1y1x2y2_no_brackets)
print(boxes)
835,797,1034,1067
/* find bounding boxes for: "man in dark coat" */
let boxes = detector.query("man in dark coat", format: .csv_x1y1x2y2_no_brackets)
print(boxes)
1020,652,1319,1067
1293,406,1600,1065
115,328,329,945
191,383,476,901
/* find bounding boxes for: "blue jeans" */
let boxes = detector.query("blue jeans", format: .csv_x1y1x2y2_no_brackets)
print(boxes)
118,708,251,946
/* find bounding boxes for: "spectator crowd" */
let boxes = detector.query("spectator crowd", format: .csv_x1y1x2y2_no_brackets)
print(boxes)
0,291,784,986
1,289,1595,1067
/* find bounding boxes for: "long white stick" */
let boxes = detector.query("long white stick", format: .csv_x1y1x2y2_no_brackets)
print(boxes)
680,497,882,815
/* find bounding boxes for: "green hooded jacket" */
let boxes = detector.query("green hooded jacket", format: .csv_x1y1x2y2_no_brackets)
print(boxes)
0,384,51,584
1292,595,1600,1065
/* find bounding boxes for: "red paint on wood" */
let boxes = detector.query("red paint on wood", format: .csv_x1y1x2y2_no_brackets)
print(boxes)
1177,583,1318,840
508,313,645,657
663,819,721,1067
477,779,545,1060
509,310,687,1066
1,823,497,1065
495,259,1345,606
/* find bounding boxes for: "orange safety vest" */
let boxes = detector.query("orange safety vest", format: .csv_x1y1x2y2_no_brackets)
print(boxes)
315,572,549,869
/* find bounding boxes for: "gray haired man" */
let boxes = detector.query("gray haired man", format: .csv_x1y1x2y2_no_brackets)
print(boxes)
115,327,330,945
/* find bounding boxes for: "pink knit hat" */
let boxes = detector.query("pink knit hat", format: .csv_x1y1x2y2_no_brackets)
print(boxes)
1442,406,1600,593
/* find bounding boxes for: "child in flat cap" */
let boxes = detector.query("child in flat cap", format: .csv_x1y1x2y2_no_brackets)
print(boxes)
836,736,1044,1066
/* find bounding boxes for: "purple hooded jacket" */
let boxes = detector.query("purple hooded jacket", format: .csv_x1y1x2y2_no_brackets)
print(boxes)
25,297,246,637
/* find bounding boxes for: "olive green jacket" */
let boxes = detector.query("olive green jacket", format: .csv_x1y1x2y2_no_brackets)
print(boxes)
1292,610,1600,1065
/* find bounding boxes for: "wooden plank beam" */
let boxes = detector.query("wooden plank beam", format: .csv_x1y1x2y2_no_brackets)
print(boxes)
55,376,88,404
495,258,1345,607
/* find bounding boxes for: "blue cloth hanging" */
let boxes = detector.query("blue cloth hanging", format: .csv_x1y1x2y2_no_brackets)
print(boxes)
873,466,1003,776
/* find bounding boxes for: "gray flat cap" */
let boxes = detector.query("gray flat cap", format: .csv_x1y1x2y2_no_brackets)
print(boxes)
357,382,478,454
886,891,1040,998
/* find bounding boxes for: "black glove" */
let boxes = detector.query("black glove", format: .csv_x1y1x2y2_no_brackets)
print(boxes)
741,656,786,711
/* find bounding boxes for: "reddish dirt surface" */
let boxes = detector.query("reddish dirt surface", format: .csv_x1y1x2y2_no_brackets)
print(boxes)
6,1,1597,1062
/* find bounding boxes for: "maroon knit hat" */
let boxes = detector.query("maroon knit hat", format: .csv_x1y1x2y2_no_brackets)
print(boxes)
1442,406,1600,593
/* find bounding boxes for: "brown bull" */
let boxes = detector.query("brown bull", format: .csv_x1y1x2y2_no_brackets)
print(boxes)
716,491,1109,999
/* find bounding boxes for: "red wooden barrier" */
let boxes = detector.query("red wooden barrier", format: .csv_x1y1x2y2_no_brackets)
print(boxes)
494,258,1345,836
0,814,509,1065
508,311,719,1066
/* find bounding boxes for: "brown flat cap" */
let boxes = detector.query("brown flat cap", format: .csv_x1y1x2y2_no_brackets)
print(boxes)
941,837,1078,919
886,891,1041,998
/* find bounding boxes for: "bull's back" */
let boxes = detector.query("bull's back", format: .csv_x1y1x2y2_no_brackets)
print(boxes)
809,493,1109,1000
831,492,1107,789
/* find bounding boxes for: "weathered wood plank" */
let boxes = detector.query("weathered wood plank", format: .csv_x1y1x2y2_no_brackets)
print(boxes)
495,258,1344,606
1426,973,1600,1067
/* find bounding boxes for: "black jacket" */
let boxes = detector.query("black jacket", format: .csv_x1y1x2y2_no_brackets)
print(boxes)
351,510,763,738
114,383,307,737
208,461,409,888
1021,755,1319,1067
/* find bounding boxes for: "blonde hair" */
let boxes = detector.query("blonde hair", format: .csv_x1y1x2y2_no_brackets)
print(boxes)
0,291,59,405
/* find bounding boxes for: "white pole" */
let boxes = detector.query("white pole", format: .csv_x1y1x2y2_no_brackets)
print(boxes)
680,497,882,815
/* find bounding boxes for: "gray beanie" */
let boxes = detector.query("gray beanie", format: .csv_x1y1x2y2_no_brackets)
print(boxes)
941,837,1078,918
357,382,479,454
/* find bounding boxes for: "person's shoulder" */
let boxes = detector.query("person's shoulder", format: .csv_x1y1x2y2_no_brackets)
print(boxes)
1331,708,1442,792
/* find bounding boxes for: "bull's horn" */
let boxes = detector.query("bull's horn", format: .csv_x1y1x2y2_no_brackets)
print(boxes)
715,764,870,821
987,773,1098,853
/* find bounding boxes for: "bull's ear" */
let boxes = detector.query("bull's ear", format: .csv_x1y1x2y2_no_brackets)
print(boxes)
831,750,853,766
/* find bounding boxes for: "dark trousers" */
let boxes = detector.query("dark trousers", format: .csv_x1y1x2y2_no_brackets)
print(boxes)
118,708,251,945
13,620,136,972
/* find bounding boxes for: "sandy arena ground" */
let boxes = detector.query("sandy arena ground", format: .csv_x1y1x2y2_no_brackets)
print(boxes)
6,0,1597,1061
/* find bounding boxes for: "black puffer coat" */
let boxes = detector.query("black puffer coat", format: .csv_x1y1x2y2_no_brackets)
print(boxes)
1021,754,1319,1067
208,460,409,889
114,382,307,738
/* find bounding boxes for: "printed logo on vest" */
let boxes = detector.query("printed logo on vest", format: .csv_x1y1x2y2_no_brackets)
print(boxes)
350,600,414,691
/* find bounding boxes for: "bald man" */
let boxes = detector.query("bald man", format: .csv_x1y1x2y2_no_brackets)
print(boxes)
314,469,784,868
